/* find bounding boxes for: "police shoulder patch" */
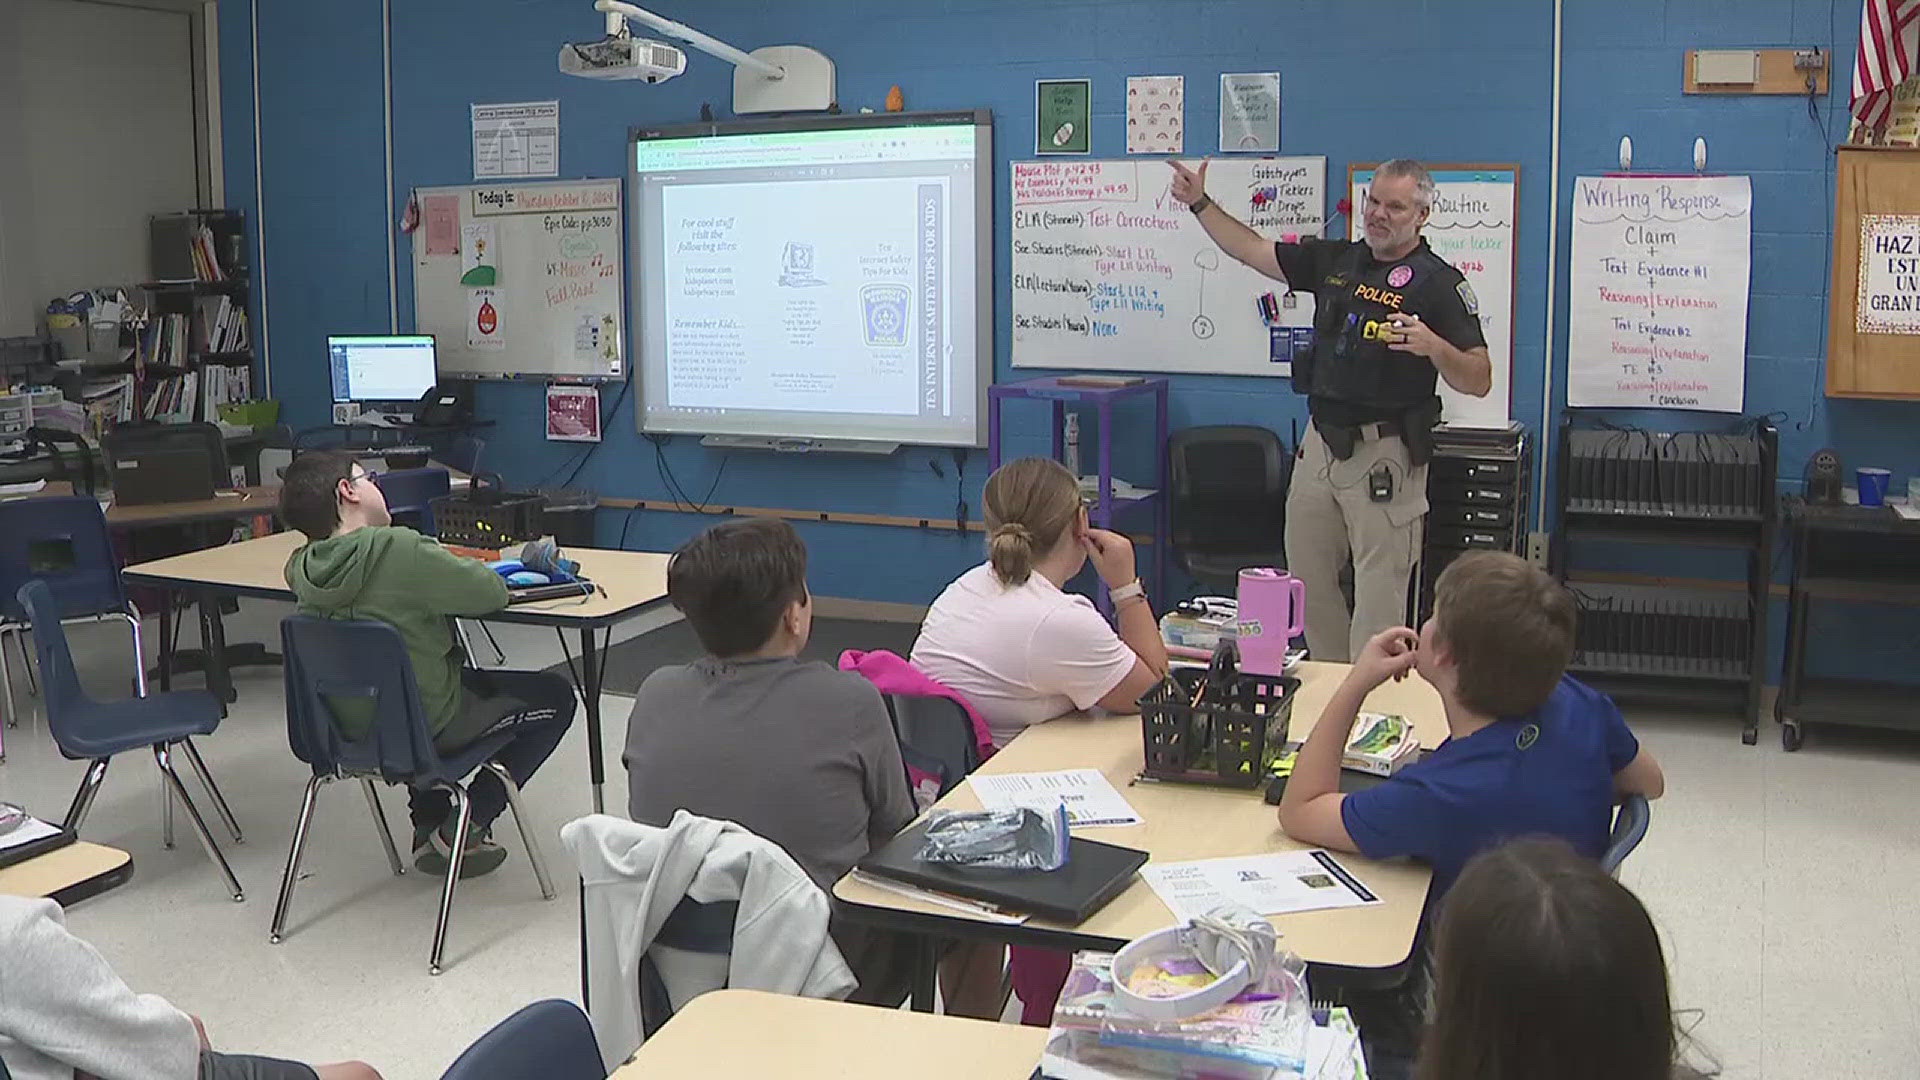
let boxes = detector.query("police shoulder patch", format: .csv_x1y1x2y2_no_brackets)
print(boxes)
1455,279,1480,316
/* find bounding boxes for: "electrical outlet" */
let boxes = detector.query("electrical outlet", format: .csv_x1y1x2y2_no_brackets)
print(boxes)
1526,531,1549,567
1794,48,1827,71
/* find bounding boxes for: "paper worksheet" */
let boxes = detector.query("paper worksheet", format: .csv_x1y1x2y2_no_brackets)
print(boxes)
0,815,64,854
969,769,1143,827
1140,850,1380,922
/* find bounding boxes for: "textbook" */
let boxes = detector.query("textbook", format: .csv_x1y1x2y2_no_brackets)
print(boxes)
1342,713,1419,777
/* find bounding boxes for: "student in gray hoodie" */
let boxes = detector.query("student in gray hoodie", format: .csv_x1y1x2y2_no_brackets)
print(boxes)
0,895,379,1080
280,451,576,878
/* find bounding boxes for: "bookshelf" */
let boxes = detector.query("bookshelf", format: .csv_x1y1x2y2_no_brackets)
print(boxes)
126,209,257,427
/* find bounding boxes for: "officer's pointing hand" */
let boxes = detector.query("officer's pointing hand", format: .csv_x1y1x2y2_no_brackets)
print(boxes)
1167,159,1209,207
1386,312,1444,360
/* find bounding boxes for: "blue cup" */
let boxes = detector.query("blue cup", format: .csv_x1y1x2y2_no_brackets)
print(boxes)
1858,467,1893,507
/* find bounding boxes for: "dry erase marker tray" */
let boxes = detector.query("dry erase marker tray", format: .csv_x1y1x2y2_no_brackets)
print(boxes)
1139,667,1298,789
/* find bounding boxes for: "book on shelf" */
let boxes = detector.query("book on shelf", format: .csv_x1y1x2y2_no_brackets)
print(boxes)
190,224,225,282
192,295,249,355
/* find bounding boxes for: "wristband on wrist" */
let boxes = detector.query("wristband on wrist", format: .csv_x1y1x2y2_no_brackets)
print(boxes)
1109,579,1145,605
1189,194,1213,215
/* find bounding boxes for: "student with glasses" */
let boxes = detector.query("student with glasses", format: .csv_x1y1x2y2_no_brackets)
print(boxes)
279,451,576,878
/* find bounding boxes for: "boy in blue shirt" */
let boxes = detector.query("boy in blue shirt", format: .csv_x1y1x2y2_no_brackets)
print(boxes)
1279,550,1664,893
1278,551,1664,1078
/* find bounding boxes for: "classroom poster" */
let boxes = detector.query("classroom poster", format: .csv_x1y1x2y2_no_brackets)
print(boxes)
1126,75,1184,155
1035,79,1091,155
1567,175,1752,412
467,288,505,350
423,194,460,257
545,383,601,442
1219,72,1280,152
471,101,560,180
1856,214,1920,334
459,222,497,286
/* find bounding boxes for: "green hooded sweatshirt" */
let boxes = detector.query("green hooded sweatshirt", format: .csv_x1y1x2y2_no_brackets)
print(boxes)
284,525,509,737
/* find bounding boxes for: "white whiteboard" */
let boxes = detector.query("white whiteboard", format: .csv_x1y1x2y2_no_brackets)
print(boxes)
1351,165,1516,427
1566,175,1751,411
1010,157,1326,375
411,179,626,381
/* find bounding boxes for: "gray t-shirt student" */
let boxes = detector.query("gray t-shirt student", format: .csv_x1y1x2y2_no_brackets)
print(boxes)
624,655,918,1001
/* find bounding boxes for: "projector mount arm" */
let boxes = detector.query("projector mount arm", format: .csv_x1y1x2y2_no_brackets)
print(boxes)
594,0,785,80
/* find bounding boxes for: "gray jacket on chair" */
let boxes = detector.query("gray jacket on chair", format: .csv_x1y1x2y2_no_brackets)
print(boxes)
560,811,856,1070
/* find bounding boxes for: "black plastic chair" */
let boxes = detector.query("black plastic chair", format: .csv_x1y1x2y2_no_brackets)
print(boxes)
1168,425,1292,592
439,999,604,1080
638,897,739,1040
884,692,983,803
1602,794,1652,875
273,615,556,974
16,580,244,901
373,467,452,534
0,496,146,739
105,421,230,489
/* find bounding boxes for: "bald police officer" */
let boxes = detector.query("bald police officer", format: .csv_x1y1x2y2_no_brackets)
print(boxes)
1169,158,1491,662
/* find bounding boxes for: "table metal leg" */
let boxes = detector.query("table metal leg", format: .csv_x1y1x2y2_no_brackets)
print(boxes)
197,593,234,711
910,935,939,1012
580,627,605,814
579,885,591,1010
157,592,174,693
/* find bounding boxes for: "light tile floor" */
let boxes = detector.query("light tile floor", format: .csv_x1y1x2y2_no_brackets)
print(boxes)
1,600,1915,1079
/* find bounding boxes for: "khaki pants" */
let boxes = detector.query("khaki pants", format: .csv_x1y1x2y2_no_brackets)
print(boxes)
1284,424,1428,662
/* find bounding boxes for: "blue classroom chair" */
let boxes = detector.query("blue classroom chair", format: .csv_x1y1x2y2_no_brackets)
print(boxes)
272,615,555,975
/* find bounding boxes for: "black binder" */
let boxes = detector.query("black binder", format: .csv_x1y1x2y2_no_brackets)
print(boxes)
857,820,1148,924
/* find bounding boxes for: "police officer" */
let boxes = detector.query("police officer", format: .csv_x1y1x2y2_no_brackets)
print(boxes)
1169,158,1491,662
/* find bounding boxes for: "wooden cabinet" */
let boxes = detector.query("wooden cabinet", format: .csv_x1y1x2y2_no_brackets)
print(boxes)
1828,146,1920,399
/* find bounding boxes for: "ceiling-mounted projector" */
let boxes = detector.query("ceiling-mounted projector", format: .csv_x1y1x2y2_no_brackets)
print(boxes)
559,35,686,81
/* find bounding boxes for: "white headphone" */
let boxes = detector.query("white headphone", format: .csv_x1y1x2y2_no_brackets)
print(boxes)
1111,906,1277,1021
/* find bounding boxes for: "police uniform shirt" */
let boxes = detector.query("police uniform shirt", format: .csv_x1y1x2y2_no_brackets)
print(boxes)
1274,237,1486,427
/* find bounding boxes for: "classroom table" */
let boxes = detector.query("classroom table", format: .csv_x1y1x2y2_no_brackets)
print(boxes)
0,842,134,906
832,660,1447,1005
120,529,671,814
609,990,1049,1079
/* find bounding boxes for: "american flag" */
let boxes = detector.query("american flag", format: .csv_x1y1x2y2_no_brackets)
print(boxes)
1853,0,1920,133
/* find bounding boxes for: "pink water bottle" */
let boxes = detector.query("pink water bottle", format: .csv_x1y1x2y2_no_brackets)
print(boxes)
1236,567,1305,676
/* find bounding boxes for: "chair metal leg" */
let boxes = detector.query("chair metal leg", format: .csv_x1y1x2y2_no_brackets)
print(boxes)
14,624,36,696
123,607,147,698
361,779,405,876
153,744,244,902
62,759,111,832
269,775,327,943
1,627,16,731
477,622,507,665
482,761,555,901
161,768,175,848
429,782,472,976
179,738,243,843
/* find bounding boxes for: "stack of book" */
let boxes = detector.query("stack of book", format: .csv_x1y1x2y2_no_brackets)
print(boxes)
197,364,253,422
1342,713,1420,777
188,223,226,281
196,295,249,353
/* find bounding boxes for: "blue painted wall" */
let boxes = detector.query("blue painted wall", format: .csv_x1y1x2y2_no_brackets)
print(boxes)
217,0,1918,644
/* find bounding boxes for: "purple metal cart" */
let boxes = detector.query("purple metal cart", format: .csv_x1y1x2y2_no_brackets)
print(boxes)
986,376,1169,612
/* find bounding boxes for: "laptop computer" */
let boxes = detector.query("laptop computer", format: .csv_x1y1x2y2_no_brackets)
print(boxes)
111,447,217,506
857,818,1149,924
505,580,596,604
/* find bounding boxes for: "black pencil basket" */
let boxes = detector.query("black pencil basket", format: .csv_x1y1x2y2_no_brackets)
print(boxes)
431,472,547,547
1139,667,1299,788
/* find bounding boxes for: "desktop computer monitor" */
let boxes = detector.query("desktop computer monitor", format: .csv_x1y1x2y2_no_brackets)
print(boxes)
328,335,438,405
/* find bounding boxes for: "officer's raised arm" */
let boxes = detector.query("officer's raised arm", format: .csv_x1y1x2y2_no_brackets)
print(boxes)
1168,159,1287,281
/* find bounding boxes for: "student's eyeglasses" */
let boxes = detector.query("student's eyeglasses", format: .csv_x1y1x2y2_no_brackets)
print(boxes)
348,469,382,486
